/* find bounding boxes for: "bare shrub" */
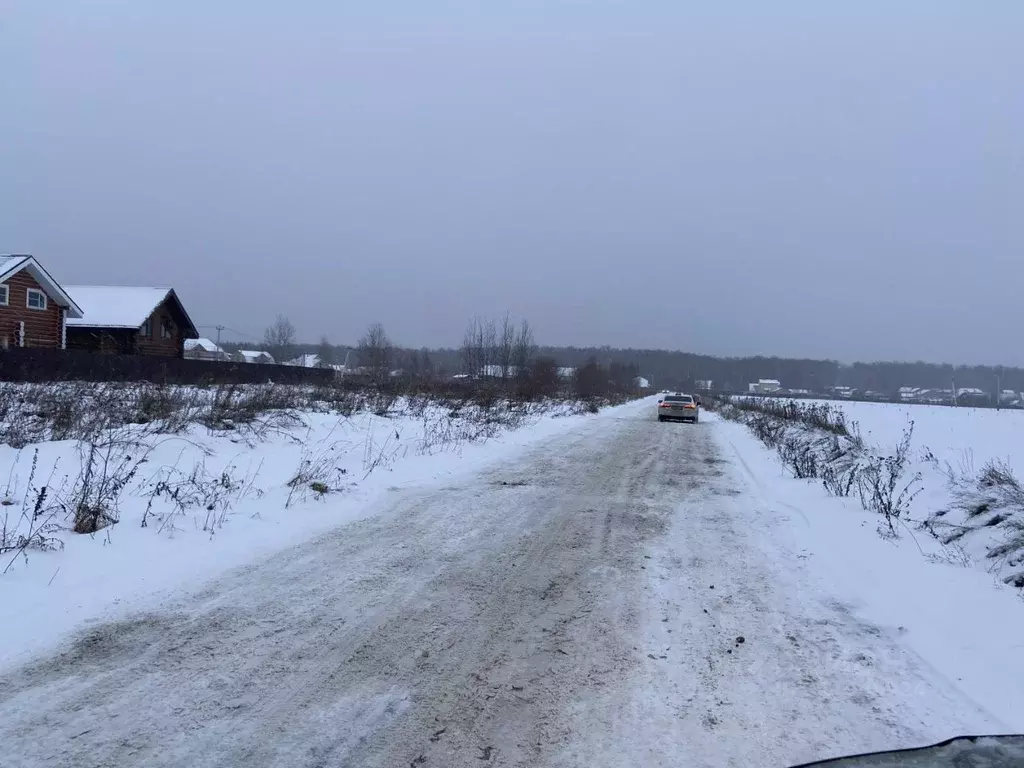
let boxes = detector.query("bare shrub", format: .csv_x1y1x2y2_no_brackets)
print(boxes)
857,421,922,534
370,390,399,417
0,450,68,568
69,435,149,534
777,431,819,479
727,397,854,438
310,383,364,416
821,436,861,498
286,422,353,507
140,454,264,531
201,384,303,436
714,395,928,538
924,455,1024,585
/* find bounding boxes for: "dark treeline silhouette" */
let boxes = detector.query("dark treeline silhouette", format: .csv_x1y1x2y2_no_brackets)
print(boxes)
412,346,1020,396
229,331,1022,399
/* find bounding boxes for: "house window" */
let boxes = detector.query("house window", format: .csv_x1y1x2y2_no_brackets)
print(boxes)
161,317,174,339
26,289,47,310
0,285,8,306
141,318,152,337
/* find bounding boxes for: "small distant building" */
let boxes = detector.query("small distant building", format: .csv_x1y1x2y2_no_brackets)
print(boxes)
556,367,576,380
234,349,275,364
956,387,989,404
480,364,519,379
922,388,954,405
285,353,321,368
633,376,650,390
748,379,782,394
899,387,922,401
695,380,714,391
185,338,231,361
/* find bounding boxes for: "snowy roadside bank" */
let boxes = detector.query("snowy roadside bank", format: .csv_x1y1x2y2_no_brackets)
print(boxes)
0,387,647,671
708,411,1024,735
707,396,1024,590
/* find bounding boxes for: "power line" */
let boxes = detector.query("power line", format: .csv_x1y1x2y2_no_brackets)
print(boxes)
196,324,261,341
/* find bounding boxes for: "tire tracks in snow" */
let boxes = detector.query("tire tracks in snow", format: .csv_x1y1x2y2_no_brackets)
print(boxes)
0,406,699,768
0,407,1002,767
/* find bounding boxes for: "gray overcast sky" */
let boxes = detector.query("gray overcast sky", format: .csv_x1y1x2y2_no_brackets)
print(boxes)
2,2,1021,364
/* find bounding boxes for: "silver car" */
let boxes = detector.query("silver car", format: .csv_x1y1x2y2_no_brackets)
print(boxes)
657,393,699,423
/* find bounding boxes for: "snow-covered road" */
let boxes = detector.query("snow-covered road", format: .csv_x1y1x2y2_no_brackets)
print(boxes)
0,403,1015,767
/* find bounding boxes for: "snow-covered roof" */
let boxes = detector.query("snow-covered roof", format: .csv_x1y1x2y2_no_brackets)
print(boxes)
185,338,224,353
0,255,29,274
238,349,275,363
0,254,84,318
758,379,781,386
64,285,183,329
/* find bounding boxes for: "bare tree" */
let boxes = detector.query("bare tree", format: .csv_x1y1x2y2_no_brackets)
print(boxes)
316,336,335,367
460,317,480,376
512,319,536,384
263,315,296,362
357,323,393,384
461,316,495,377
496,313,516,382
527,356,561,398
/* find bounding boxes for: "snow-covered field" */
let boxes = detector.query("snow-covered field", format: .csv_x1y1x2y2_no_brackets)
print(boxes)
754,398,1024,586
0,392,609,672
712,415,1024,739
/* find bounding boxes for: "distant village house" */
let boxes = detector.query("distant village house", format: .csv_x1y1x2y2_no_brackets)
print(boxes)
184,338,231,361
234,349,275,364
748,379,782,394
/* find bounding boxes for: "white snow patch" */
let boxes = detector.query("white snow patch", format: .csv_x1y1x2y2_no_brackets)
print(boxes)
711,412,1024,733
0,399,632,672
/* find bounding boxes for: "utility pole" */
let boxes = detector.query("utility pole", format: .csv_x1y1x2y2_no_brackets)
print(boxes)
215,324,225,346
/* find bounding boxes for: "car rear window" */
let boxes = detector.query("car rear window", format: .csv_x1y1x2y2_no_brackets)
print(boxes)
664,395,693,403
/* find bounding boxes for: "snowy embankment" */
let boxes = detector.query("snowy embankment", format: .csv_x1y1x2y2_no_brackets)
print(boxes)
711,396,1024,590
711,412,1024,738
0,382,631,671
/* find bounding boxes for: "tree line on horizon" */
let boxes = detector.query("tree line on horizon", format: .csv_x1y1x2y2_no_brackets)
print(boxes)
240,314,640,398
220,314,1024,398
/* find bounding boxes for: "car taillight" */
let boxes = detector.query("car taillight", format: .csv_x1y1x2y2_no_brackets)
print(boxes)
660,403,671,408
684,404,695,409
